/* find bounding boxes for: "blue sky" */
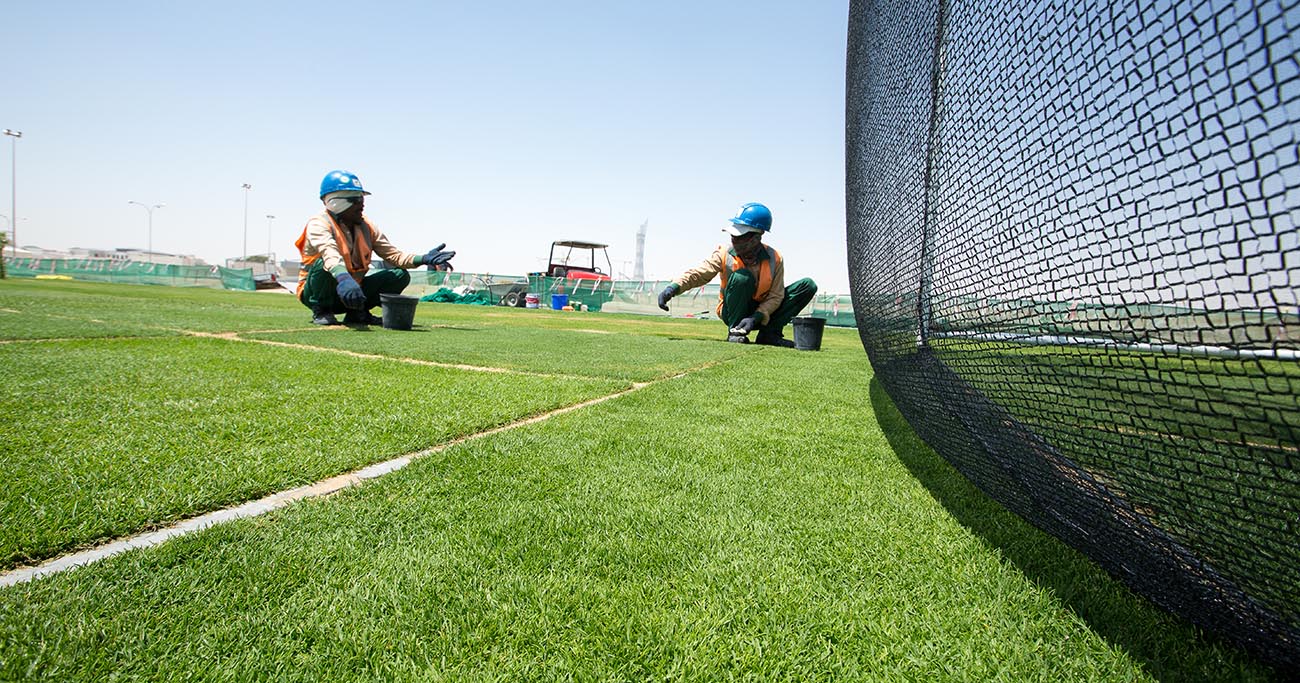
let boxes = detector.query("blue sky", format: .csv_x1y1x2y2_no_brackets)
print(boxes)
2,1,850,291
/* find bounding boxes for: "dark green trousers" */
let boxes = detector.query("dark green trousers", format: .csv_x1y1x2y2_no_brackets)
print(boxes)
720,270,817,333
298,260,411,313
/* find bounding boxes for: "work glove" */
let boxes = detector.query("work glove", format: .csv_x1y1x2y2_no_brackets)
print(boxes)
334,273,366,309
421,244,456,270
657,284,677,311
731,316,758,335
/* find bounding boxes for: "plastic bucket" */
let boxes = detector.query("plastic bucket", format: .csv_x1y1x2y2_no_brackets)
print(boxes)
551,293,569,310
379,293,419,330
791,316,826,351
525,293,540,309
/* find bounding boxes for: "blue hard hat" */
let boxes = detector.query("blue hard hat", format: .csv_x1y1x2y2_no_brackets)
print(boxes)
726,202,772,235
319,170,371,199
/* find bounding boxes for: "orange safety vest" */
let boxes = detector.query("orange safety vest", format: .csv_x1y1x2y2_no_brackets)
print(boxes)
294,212,375,297
716,245,780,316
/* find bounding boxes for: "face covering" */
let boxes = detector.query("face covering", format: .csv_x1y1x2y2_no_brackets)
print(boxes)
326,196,355,214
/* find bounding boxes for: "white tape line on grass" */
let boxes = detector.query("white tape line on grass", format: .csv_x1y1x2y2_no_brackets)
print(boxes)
185,331,596,382
0,379,662,588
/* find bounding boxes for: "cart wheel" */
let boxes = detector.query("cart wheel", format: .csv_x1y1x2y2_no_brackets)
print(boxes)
502,291,520,307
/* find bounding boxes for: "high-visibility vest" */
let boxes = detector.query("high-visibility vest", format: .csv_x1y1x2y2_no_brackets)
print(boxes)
716,245,780,315
294,212,375,297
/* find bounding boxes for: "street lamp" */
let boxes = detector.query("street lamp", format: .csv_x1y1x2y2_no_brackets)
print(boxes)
241,183,252,259
265,214,275,260
127,201,165,261
2,129,20,258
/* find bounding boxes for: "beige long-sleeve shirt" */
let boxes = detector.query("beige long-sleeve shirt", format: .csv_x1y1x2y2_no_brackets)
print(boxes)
672,244,785,324
301,211,421,276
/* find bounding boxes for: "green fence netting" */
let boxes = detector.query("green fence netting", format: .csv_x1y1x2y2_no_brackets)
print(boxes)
380,270,858,326
7,258,257,291
3,259,857,326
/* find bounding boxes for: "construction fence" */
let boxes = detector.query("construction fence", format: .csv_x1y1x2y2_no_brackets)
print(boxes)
3,258,860,327
7,257,257,291
405,271,859,327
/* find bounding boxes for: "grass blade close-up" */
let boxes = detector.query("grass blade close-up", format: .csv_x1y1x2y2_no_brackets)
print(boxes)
0,279,1281,680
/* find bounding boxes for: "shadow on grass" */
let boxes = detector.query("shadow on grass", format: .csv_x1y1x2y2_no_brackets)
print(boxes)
416,326,482,332
868,377,1278,682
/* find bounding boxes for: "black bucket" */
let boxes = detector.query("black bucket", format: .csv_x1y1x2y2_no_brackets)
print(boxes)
379,293,419,330
791,316,826,351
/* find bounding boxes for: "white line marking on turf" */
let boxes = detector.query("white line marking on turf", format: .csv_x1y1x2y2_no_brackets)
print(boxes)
0,359,728,588
182,330,597,381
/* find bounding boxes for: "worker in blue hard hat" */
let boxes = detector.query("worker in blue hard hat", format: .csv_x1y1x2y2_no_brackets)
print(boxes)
294,170,456,325
657,202,817,346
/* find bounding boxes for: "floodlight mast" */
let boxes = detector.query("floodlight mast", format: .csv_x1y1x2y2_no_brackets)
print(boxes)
241,183,252,259
128,201,165,261
265,214,275,260
2,129,21,258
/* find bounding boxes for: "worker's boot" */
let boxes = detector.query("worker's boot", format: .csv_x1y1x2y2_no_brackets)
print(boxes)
311,307,341,326
343,309,384,326
755,328,795,348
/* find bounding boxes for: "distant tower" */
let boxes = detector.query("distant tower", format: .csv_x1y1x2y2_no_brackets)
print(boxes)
634,219,648,280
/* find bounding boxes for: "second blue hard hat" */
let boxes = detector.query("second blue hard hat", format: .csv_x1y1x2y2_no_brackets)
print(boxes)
726,202,772,235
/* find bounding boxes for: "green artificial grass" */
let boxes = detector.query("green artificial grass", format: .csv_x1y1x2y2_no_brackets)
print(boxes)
0,347,1275,680
0,336,624,567
249,325,754,382
0,279,306,338
0,278,1280,679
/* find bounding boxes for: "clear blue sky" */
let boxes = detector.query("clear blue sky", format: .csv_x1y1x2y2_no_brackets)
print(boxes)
3,1,850,291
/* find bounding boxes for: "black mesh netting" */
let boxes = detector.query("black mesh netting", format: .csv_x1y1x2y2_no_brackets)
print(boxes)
846,0,1299,670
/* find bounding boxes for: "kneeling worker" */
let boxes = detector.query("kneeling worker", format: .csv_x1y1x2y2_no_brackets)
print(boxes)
657,202,817,346
295,170,456,325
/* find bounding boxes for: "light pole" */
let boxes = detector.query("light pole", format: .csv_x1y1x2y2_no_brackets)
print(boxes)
127,201,165,261
241,183,252,259
265,214,275,259
2,129,20,258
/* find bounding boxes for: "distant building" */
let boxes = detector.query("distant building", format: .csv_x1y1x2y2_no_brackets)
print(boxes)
63,247,207,266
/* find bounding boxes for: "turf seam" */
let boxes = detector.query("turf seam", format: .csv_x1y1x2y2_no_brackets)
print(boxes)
183,330,601,381
0,357,735,588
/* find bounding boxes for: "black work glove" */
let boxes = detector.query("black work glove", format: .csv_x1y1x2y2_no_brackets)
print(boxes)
657,284,677,311
421,244,456,269
335,273,365,309
731,316,757,335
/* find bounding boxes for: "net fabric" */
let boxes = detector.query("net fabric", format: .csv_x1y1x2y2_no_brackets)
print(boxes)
847,0,1298,670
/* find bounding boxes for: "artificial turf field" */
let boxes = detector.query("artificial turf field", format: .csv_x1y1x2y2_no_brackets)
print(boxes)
0,279,1279,680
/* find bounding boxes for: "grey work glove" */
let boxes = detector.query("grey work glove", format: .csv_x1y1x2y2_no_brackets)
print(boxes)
421,244,456,269
657,284,677,311
731,316,758,335
334,273,365,309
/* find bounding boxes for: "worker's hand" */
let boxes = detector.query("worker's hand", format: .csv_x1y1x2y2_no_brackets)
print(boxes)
335,273,365,309
731,316,757,335
657,285,677,311
421,244,456,269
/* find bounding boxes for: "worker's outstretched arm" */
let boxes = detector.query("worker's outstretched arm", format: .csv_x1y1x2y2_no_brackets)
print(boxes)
367,221,426,269
664,246,727,305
